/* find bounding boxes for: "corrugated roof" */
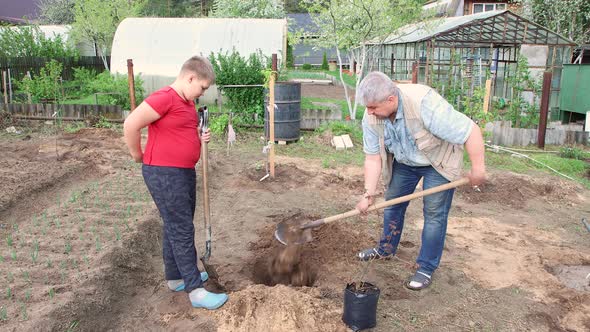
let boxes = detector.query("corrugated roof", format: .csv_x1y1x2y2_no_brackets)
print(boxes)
373,10,575,47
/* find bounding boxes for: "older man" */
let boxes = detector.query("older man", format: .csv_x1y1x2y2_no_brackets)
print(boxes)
355,71,486,290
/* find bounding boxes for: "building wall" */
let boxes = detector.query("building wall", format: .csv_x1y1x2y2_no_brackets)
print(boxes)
463,0,516,15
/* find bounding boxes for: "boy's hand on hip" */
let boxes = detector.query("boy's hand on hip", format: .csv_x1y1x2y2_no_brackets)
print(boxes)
131,151,143,163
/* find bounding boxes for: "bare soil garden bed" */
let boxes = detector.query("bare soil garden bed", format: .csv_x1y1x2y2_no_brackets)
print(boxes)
0,127,589,331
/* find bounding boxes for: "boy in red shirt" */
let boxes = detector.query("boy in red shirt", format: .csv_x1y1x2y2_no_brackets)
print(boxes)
124,56,228,310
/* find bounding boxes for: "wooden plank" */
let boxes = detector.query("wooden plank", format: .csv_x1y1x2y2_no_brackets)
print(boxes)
331,136,345,150
269,54,277,178
341,134,354,149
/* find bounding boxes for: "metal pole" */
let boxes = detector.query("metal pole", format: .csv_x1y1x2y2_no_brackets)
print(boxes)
126,59,136,111
538,71,552,149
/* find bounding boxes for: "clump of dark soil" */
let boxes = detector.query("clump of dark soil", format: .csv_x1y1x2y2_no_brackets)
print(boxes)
249,212,373,287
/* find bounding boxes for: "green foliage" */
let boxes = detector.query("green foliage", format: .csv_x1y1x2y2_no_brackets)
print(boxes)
316,120,363,144
63,121,86,133
513,0,590,45
94,116,113,129
71,0,143,70
210,50,267,124
460,85,495,125
559,146,590,160
321,52,329,70
211,0,285,18
68,67,98,98
0,25,78,58
506,56,541,129
140,0,205,17
83,71,145,110
286,41,294,68
38,0,75,24
210,114,230,135
19,60,64,102
301,63,312,70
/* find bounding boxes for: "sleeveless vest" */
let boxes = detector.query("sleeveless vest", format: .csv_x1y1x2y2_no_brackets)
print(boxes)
364,84,465,188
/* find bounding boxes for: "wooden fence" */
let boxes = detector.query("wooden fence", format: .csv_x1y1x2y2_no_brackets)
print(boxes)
1,103,123,121
485,121,588,146
0,56,109,82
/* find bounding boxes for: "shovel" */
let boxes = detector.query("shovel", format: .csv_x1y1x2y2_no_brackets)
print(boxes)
198,106,219,280
275,177,470,245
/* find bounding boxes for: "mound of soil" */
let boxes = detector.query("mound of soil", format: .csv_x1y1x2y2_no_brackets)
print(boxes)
212,284,348,332
456,172,581,208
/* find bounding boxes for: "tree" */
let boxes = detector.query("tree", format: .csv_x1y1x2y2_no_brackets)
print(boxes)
512,0,590,45
141,0,212,17
210,0,285,18
302,0,422,120
0,26,77,58
70,0,144,71
38,0,76,24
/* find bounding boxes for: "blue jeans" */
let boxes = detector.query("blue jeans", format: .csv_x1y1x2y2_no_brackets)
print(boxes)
377,160,455,275
142,164,203,293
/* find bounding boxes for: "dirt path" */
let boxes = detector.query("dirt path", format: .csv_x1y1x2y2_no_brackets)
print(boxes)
0,128,589,331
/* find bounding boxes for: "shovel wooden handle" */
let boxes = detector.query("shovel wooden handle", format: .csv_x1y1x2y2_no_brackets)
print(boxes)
302,177,470,230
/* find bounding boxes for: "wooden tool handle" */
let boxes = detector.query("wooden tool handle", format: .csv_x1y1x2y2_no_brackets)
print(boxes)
302,177,470,229
201,141,210,228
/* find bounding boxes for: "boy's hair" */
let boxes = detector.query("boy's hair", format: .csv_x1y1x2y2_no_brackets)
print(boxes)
356,71,398,106
180,56,216,84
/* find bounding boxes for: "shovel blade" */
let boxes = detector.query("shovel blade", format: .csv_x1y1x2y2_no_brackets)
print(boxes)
274,219,313,245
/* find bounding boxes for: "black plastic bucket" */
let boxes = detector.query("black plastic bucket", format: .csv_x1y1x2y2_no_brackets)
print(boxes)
264,82,301,142
342,282,380,331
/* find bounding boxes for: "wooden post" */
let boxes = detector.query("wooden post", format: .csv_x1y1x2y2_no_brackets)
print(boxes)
7,69,12,103
2,71,7,104
126,59,136,111
269,54,277,178
26,71,32,104
411,62,418,84
390,53,395,77
483,79,492,114
537,71,552,149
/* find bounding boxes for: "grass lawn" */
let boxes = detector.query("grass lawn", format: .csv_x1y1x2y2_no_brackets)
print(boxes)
325,70,357,87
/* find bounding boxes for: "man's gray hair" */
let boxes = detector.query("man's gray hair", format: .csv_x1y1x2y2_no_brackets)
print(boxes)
356,71,398,105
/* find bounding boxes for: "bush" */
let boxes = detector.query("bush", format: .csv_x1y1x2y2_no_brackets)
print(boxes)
301,63,312,70
286,41,294,68
85,71,145,110
69,67,98,98
209,114,229,135
321,52,329,71
19,59,63,102
210,50,267,124
559,147,589,160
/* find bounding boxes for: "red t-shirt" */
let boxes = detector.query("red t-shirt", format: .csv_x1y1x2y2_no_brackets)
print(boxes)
143,86,201,168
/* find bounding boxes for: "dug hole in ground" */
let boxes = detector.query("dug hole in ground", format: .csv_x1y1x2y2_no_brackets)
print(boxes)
0,124,589,331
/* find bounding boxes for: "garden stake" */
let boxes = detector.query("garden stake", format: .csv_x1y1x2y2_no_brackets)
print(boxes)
198,106,223,289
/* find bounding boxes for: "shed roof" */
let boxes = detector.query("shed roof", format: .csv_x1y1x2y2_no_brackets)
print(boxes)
373,10,574,47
